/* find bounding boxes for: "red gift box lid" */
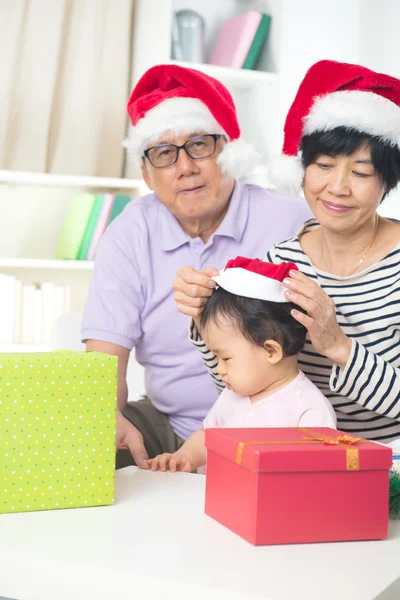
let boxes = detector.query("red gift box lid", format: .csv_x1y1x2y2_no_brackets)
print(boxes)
205,427,393,473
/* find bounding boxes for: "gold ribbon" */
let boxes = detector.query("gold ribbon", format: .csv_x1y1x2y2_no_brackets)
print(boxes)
235,428,365,471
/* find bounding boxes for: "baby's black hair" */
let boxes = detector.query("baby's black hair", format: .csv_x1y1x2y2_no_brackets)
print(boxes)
300,127,400,202
200,287,307,357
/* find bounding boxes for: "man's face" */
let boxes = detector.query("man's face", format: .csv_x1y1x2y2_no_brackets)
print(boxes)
141,131,234,228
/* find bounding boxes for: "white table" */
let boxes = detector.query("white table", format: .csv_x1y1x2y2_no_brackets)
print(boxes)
1,467,400,600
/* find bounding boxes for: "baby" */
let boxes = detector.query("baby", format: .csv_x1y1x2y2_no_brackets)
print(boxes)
149,257,336,473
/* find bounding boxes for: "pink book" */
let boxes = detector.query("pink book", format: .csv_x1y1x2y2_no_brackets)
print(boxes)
209,11,267,69
86,193,115,260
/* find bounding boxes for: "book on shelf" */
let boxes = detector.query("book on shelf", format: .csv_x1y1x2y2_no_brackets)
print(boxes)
54,193,95,260
13,279,22,344
0,276,71,348
77,194,105,260
55,192,132,262
108,194,132,225
209,11,271,70
20,284,36,345
54,285,71,333
34,287,43,346
41,282,55,345
86,193,114,260
0,274,17,345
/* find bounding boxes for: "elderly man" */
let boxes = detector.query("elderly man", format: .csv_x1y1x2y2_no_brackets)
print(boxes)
82,64,311,469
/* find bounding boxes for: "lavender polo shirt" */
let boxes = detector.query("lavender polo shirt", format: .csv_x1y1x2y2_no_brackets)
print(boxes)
81,181,312,439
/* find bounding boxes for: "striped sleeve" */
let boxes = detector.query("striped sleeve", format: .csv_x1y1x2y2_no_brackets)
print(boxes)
188,320,224,393
331,338,400,421
265,246,277,263
187,248,277,393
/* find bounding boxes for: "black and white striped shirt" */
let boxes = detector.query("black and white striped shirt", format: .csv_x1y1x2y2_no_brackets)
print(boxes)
190,219,400,442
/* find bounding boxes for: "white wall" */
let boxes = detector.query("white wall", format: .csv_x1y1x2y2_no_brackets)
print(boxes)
359,0,400,218
360,0,400,78
277,0,362,146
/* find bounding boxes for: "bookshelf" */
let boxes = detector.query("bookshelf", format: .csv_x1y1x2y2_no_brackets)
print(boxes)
0,171,148,353
0,258,94,271
1,345,52,353
167,59,278,89
0,170,146,190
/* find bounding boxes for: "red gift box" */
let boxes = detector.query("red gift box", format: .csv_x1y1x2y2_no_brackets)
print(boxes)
205,427,392,545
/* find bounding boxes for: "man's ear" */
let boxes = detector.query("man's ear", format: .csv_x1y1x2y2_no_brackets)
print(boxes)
263,339,283,364
141,162,153,191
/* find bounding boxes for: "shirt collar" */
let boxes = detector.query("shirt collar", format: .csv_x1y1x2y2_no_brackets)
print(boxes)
213,180,249,243
159,199,191,252
159,180,249,251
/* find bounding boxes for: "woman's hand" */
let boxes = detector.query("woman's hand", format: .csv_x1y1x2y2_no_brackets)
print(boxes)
283,269,352,369
148,452,193,473
172,265,218,325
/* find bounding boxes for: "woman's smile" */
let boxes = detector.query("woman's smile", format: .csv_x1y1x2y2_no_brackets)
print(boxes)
320,199,354,214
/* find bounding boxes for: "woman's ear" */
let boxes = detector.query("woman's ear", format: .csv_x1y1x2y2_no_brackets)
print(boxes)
263,339,283,364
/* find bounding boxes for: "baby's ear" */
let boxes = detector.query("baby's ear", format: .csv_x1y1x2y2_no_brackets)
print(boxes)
263,339,283,364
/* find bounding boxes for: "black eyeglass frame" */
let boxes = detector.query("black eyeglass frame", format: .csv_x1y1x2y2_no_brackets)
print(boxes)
143,134,225,168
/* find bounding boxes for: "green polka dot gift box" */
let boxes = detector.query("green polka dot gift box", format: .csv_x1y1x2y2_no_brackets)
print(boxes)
0,351,117,514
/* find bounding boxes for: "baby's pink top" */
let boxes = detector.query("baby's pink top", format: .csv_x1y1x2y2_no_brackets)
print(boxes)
203,371,337,429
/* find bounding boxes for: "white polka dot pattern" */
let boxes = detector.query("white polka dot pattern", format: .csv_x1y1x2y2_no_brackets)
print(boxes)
0,351,117,513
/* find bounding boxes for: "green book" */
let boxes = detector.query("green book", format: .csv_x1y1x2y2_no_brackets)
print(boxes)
54,194,95,260
107,194,131,226
77,194,105,260
242,14,271,70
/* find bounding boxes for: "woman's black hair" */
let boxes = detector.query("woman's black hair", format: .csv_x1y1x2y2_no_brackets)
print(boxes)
200,287,307,357
300,127,400,201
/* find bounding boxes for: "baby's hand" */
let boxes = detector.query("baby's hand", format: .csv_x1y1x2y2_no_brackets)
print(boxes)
148,452,192,473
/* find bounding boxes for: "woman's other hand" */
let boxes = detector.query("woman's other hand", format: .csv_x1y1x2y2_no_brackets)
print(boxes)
283,269,352,368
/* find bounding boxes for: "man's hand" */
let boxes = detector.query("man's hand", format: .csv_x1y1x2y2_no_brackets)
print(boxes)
148,452,193,473
116,411,149,469
173,265,218,325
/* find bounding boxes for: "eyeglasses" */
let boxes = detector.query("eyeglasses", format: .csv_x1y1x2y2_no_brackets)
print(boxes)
143,134,224,168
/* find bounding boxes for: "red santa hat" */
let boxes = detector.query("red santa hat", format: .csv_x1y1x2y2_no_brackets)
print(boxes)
269,60,400,195
123,64,261,178
212,256,298,303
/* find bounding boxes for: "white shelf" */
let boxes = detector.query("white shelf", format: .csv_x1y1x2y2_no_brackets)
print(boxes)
0,170,147,190
0,258,94,271
168,60,278,89
0,345,52,353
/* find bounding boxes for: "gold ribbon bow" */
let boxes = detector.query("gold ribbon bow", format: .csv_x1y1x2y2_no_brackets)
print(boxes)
235,428,365,471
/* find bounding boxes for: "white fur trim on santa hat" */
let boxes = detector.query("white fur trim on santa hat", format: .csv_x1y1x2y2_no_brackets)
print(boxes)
213,267,287,303
123,97,225,164
217,137,262,179
268,153,304,196
304,90,400,147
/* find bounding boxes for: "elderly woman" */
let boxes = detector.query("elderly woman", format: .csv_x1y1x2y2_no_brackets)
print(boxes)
174,60,400,442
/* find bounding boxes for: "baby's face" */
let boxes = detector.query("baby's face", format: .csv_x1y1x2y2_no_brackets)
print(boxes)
203,317,275,398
